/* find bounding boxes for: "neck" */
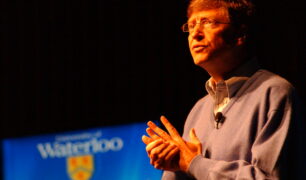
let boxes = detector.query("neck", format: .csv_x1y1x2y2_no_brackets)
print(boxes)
204,50,248,83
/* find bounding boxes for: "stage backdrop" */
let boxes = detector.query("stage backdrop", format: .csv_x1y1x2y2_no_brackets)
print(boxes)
2,122,162,180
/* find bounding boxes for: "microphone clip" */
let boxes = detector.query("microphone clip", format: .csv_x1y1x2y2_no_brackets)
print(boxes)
215,112,225,129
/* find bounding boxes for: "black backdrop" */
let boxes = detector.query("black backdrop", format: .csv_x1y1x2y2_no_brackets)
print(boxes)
0,0,305,139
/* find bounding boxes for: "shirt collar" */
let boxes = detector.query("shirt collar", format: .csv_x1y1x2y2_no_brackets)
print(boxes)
205,58,260,99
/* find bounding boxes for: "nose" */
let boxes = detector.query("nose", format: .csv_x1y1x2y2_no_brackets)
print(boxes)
190,24,204,41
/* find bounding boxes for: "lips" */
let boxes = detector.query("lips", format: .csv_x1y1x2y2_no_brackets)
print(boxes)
192,44,208,52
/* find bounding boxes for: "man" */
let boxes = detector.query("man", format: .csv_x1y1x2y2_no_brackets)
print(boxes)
142,0,305,179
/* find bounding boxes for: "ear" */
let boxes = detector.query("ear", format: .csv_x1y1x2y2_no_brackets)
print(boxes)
235,25,247,46
237,34,246,46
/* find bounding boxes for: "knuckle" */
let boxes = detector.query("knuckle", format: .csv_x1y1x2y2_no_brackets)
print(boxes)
151,148,156,155
145,146,150,152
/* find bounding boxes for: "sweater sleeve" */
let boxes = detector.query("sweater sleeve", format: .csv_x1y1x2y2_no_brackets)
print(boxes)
162,171,196,180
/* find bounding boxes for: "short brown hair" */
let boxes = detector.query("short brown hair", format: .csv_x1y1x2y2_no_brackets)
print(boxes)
187,0,255,27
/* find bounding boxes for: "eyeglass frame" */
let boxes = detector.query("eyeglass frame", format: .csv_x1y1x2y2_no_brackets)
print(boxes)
181,18,231,33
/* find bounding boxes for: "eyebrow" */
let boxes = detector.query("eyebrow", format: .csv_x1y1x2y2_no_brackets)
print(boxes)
187,17,210,23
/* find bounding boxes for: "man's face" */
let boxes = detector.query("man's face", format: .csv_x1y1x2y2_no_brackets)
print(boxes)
188,8,236,69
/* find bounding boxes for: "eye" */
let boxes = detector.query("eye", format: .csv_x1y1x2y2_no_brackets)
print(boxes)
188,23,195,29
201,19,213,25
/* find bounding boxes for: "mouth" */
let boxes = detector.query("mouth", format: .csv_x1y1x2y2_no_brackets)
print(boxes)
192,45,208,53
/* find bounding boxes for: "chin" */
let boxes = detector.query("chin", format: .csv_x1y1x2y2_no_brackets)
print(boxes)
193,55,209,66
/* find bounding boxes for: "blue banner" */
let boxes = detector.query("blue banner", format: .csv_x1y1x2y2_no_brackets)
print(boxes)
2,122,162,180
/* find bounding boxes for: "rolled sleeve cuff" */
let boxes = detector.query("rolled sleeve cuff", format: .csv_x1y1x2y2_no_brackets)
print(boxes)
188,155,217,179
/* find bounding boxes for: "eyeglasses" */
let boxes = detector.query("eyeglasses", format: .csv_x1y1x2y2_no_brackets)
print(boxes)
181,18,230,33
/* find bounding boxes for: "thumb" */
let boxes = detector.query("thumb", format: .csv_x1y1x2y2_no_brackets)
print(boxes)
189,128,202,152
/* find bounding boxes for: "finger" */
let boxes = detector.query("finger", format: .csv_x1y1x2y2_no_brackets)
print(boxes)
164,146,180,171
164,145,179,162
153,144,179,171
152,145,171,170
158,143,178,160
160,116,181,138
154,161,164,170
147,121,172,141
151,142,169,155
189,128,202,152
142,135,153,145
146,128,160,140
160,116,188,147
154,155,164,166
154,146,179,171
189,128,201,144
150,142,169,161
146,139,163,154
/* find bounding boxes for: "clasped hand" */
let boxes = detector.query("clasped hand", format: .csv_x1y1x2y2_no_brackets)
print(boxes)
142,116,202,172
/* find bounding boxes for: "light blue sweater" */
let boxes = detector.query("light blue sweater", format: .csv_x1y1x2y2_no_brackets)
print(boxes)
162,62,306,179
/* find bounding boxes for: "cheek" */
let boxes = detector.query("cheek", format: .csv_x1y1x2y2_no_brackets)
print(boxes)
217,28,237,46
211,37,225,48
188,35,192,46
209,33,231,49
188,36,194,51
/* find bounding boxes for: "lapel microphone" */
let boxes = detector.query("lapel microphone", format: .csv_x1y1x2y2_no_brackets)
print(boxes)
215,112,225,129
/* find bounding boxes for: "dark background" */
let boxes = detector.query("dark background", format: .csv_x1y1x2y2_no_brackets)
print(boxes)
0,0,305,139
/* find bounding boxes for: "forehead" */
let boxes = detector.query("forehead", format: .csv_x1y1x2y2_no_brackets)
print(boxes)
188,8,229,22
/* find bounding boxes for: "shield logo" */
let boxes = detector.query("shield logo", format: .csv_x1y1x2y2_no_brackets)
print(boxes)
67,155,94,180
